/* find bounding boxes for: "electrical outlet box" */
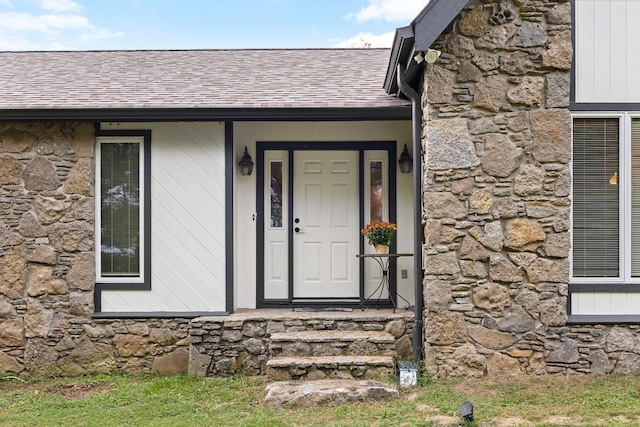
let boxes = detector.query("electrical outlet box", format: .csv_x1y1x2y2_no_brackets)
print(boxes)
401,269,408,279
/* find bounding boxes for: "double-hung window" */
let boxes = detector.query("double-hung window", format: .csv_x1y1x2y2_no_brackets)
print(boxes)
571,114,640,317
96,136,148,285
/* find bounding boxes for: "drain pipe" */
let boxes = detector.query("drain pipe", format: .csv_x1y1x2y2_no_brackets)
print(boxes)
396,63,424,364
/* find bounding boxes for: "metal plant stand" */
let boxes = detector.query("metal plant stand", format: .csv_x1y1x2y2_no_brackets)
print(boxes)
356,253,413,312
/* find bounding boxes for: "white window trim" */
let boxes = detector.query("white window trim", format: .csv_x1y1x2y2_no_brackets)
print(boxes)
570,112,640,284
95,136,146,284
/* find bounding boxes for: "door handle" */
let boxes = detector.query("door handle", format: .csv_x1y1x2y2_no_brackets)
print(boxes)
294,227,304,233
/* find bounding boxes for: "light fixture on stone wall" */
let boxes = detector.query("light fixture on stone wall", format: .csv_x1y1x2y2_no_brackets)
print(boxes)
425,49,441,64
238,146,254,176
414,49,441,65
398,144,413,174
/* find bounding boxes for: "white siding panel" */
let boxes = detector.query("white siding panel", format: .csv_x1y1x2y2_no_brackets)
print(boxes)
575,0,640,102
572,292,640,315
101,122,226,313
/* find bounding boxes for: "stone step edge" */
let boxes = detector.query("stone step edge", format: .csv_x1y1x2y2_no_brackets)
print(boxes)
265,379,399,408
266,355,394,368
269,330,395,344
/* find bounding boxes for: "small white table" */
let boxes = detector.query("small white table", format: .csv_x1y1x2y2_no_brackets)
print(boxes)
355,253,413,312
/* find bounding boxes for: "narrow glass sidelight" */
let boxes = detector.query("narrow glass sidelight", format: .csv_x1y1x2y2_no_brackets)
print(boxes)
270,161,283,228
100,141,141,277
370,160,383,222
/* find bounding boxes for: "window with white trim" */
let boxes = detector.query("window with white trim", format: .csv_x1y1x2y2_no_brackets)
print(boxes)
96,136,146,283
572,114,640,283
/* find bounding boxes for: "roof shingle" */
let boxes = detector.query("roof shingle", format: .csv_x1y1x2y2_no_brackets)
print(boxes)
0,49,409,111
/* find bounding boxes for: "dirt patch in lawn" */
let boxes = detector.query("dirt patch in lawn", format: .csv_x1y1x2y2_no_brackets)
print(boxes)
0,378,113,400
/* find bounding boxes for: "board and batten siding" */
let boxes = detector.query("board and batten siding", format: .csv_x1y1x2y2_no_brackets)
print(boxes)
574,0,640,103
100,122,226,313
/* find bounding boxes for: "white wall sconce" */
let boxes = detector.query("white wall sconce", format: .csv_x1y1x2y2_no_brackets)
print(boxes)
414,49,441,64
238,146,254,176
398,144,413,174
425,49,441,64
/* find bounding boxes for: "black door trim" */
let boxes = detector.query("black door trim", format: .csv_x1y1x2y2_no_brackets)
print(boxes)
256,141,397,308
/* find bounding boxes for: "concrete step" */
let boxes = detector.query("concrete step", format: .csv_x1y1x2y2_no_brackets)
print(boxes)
266,355,395,381
270,330,395,344
269,330,397,358
265,379,399,407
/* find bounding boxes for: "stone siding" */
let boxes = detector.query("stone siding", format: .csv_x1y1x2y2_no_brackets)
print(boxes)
421,0,640,377
0,123,190,375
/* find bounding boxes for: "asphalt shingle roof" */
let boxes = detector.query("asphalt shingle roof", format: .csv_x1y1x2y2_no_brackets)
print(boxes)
0,49,409,111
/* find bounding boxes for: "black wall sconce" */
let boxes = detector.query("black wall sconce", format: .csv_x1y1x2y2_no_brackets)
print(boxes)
398,144,413,174
238,146,254,176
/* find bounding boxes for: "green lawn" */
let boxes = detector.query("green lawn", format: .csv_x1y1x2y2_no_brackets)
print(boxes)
0,373,639,426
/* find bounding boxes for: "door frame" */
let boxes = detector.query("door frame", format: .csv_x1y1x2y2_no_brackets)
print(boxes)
256,141,397,308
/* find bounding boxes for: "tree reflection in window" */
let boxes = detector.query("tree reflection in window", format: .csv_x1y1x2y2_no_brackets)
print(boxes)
270,161,283,228
370,161,383,222
101,142,140,277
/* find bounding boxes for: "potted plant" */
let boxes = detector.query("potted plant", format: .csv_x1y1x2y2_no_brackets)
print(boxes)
361,221,397,254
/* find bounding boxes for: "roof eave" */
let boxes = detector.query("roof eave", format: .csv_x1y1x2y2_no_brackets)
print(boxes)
0,106,412,123
383,26,415,96
384,0,469,96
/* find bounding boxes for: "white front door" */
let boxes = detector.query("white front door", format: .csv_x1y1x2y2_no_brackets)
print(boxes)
292,151,360,298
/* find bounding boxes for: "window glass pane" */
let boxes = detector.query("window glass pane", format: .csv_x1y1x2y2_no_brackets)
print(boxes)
632,120,640,276
100,142,141,277
270,161,283,228
370,161,383,222
572,118,619,277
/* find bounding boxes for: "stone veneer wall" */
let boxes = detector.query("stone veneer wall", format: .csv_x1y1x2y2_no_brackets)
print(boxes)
421,0,640,377
0,123,190,375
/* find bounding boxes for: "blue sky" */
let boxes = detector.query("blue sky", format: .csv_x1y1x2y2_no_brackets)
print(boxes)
0,0,427,51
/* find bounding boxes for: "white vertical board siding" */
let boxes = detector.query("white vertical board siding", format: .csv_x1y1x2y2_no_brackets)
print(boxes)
575,0,640,103
234,121,414,308
101,122,226,313
572,292,640,315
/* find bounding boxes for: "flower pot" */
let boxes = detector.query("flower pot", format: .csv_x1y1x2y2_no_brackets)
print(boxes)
375,244,388,254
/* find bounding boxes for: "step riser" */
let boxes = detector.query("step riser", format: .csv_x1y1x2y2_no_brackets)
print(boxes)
267,364,394,381
270,341,396,358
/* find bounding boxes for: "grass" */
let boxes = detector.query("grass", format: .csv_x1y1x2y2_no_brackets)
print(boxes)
0,373,639,426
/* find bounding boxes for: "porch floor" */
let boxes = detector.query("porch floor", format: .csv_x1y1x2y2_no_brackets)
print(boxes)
203,307,415,322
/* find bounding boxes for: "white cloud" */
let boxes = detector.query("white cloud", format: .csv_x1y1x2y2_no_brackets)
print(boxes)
332,30,395,48
0,1,122,49
39,0,82,13
346,0,426,23
0,12,89,33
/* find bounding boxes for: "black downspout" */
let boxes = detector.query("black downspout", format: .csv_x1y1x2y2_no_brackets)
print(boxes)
396,63,424,364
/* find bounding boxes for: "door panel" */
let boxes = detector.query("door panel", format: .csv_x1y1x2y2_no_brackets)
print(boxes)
293,151,360,298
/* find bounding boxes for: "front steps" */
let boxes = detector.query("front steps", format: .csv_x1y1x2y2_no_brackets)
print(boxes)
189,309,414,406
189,309,414,378
267,330,397,380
